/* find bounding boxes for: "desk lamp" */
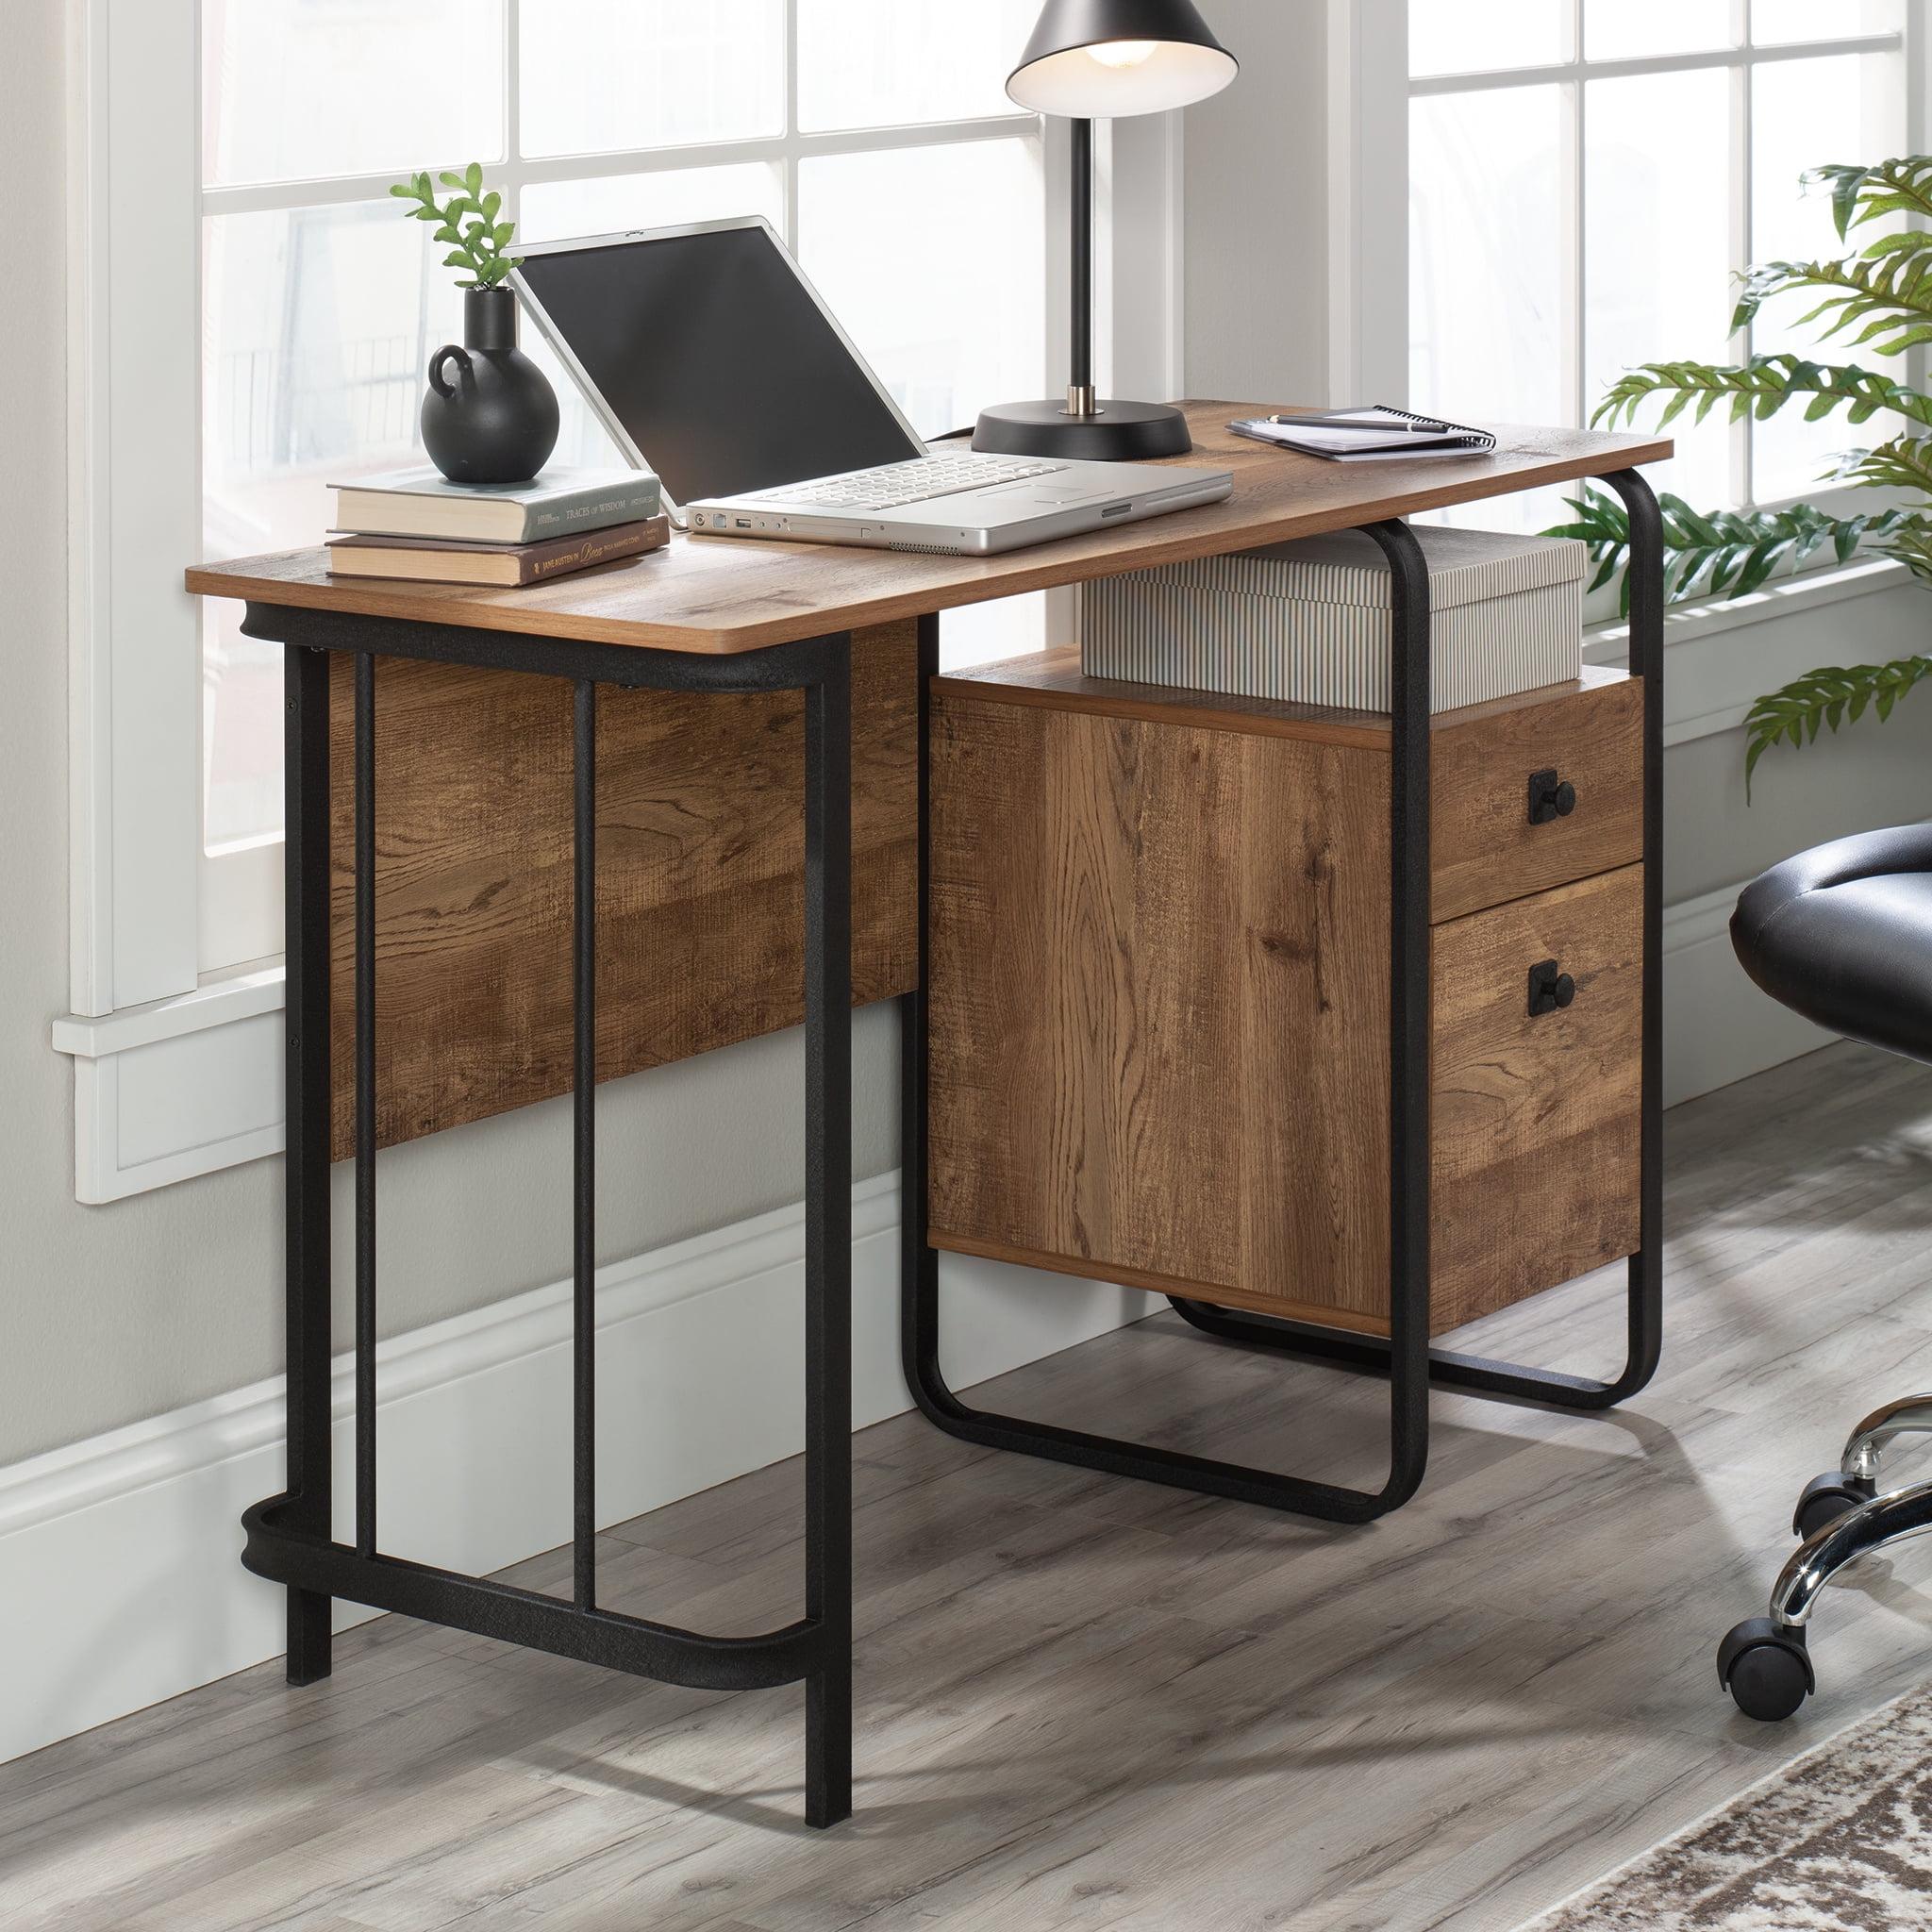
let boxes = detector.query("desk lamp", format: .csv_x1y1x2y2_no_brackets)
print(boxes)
974,0,1237,460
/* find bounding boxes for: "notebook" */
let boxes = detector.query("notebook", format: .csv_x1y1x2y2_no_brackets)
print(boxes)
1227,406,1497,462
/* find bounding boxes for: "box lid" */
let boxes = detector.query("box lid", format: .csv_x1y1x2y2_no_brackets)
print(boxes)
1127,525,1587,610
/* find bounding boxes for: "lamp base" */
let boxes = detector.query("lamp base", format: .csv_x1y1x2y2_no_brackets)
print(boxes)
972,397,1192,462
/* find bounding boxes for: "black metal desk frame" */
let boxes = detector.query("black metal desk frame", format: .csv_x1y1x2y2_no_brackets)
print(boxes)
900,468,1665,1524
234,464,1659,1832
238,604,856,1829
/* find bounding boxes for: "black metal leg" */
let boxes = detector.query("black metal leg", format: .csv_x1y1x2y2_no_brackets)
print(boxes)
574,680,598,1614
284,642,334,1681
240,608,858,1825
354,654,378,1560
904,476,1666,1517
803,646,854,1829
902,534,1432,1524
1167,469,1666,1411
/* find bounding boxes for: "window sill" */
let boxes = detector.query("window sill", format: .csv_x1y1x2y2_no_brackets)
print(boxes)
1584,555,1916,748
52,556,1922,1203
52,962,287,1204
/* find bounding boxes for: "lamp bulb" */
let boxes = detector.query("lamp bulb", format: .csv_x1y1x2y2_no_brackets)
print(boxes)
1087,39,1158,69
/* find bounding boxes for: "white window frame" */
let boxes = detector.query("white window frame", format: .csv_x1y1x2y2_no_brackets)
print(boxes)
54,0,1187,1203
1403,0,1920,517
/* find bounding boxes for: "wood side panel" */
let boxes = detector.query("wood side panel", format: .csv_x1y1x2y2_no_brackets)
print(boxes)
1430,674,1644,921
327,621,917,1157
1428,865,1645,1329
188,407,1671,655
927,690,1390,1321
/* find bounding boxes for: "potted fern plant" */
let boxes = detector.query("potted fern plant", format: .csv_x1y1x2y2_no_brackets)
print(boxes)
391,162,558,485
1550,156,1932,791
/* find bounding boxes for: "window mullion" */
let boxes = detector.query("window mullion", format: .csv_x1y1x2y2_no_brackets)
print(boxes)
1733,0,1755,508
504,0,522,173
784,0,801,246
1564,70,1585,427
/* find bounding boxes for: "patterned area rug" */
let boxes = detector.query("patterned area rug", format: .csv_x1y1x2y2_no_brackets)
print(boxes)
1528,1682,1932,1930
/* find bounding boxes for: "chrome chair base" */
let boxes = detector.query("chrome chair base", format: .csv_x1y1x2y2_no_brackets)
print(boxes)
1718,1390,1932,1721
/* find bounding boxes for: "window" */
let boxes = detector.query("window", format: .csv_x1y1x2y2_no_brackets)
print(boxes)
1407,1,1909,531
197,0,1047,969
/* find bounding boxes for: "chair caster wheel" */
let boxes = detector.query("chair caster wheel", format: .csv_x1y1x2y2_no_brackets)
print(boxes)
1793,1471,1876,1540
1717,1616,1814,1721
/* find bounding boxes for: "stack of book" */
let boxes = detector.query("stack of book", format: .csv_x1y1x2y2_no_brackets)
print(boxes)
325,466,669,587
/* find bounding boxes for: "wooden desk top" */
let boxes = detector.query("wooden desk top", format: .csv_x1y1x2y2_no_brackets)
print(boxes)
186,402,1670,656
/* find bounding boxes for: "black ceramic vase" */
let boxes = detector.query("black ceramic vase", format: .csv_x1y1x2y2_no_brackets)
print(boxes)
421,287,559,486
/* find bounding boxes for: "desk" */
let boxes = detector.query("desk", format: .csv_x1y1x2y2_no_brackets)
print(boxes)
188,402,1669,1826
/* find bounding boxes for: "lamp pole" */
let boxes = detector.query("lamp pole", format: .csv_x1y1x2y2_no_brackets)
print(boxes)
1068,117,1095,421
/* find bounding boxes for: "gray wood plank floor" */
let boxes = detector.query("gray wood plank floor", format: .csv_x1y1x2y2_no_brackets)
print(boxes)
9,1041,1932,1932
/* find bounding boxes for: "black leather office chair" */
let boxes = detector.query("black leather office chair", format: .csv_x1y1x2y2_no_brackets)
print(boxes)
1717,824,1932,1720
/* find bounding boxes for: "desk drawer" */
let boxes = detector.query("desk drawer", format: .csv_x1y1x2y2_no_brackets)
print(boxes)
1429,863,1645,1329
1431,672,1644,922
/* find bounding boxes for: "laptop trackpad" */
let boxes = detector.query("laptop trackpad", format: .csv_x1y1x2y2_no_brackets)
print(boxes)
981,481,1116,508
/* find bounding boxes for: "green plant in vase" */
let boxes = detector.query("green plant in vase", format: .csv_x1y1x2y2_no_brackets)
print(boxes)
387,161,556,485
390,162,524,287
1546,156,1932,791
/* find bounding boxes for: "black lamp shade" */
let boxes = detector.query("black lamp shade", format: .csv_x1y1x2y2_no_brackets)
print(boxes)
1008,0,1237,118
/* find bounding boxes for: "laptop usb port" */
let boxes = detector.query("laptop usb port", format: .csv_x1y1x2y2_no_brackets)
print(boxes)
735,518,753,528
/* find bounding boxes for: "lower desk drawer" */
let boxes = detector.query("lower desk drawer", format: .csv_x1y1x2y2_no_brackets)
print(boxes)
1429,864,1644,1328
927,680,1644,1337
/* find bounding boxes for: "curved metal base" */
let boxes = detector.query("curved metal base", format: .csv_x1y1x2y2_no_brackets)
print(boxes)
1165,1293,1659,1412
1841,1391,1932,1481
1771,1475,1932,1627
242,1495,829,1690
972,397,1193,461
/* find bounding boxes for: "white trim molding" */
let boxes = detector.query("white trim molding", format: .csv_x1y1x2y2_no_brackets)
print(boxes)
0,1173,1158,1767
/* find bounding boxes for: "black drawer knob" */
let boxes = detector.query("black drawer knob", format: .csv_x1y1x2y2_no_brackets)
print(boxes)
1527,958,1576,1017
1527,768,1577,824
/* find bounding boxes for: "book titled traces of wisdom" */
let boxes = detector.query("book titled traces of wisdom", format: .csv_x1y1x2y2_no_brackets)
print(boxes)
329,465,663,542
325,514,672,588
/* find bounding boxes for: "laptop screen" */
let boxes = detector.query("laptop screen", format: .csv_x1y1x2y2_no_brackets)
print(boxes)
516,223,924,505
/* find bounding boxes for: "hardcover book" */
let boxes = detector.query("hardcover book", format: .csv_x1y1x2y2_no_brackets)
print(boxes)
329,465,662,542
325,515,671,587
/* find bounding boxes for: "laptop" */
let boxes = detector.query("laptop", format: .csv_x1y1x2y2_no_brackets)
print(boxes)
512,217,1233,557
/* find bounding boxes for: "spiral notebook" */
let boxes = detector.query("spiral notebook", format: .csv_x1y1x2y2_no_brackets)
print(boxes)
1227,406,1497,462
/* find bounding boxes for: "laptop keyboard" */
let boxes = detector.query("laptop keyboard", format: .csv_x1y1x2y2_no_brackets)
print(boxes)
745,454,1066,513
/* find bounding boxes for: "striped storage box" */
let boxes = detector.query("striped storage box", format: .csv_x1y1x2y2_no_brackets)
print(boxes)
1081,525,1586,714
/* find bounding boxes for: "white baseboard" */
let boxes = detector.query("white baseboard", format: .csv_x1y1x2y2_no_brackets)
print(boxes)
1662,882,1835,1108
0,1173,1156,1768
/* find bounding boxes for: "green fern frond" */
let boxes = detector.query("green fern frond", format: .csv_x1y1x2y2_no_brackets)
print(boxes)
1731,246,1932,357
1593,354,1932,431
1543,491,1915,617
1826,435,1932,499
1807,158,1932,241
1745,656,1932,796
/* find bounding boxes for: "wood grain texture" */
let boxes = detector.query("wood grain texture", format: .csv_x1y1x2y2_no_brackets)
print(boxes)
185,404,1671,654
1430,670,1644,921
11,1043,1932,1932
325,621,917,1157
937,649,1642,922
928,681,1645,1335
928,687,1394,1326
1430,864,1645,1329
